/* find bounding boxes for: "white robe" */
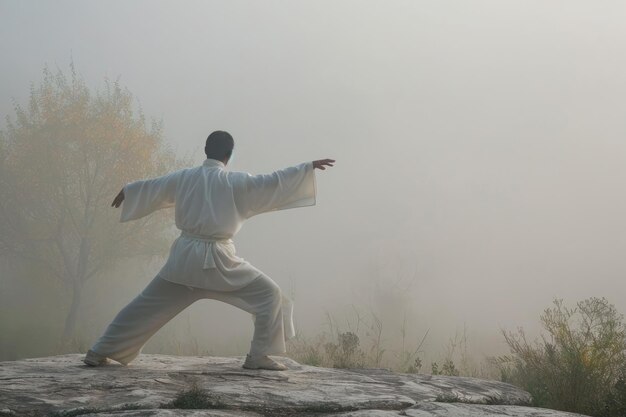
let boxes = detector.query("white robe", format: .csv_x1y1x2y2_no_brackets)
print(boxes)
120,159,317,292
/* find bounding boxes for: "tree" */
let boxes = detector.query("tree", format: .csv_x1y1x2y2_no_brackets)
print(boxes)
0,64,181,345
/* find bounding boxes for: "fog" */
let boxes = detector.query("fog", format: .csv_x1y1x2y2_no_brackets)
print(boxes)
2,0,626,371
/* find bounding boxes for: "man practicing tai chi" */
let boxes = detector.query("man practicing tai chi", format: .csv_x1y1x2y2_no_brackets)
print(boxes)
84,131,335,371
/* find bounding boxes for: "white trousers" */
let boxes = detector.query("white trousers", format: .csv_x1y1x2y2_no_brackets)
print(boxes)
89,274,295,365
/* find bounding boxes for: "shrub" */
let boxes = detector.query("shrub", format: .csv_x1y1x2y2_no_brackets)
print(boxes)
495,297,626,416
325,331,366,368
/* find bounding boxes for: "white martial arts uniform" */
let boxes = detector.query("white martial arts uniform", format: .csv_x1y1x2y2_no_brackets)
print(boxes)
89,159,316,365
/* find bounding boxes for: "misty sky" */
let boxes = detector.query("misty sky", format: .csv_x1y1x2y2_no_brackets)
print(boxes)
2,0,626,358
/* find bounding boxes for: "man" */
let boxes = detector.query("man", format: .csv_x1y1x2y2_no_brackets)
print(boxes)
84,130,335,371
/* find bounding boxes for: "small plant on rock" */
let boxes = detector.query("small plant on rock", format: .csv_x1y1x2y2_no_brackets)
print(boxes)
431,359,460,376
160,382,226,410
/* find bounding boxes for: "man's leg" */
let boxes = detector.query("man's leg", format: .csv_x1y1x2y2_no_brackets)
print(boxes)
88,275,197,365
198,274,294,364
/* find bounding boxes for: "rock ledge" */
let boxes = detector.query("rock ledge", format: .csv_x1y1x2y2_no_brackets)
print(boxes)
0,354,587,416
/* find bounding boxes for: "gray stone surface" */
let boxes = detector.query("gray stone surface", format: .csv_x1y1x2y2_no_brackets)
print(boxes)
0,354,588,416
80,412,259,417
403,402,589,416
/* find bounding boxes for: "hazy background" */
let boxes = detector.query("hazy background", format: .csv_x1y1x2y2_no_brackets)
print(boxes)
2,0,626,369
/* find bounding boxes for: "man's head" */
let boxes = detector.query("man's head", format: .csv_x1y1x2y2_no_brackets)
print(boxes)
205,130,234,164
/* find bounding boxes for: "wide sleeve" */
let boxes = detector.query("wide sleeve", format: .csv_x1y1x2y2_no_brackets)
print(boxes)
120,171,180,222
233,161,317,219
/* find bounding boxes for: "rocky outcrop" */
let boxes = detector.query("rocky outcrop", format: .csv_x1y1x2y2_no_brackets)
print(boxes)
0,354,587,416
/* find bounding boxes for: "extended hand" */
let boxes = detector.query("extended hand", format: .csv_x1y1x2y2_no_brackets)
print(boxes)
313,159,336,170
111,188,125,208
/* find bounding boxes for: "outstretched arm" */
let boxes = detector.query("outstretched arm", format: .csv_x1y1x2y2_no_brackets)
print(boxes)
313,159,335,170
234,158,335,218
111,171,180,222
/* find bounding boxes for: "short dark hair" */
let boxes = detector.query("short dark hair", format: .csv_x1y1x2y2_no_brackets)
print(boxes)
205,131,234,160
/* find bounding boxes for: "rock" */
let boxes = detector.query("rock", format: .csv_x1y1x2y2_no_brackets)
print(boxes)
402,402,589,416
0,354,588,416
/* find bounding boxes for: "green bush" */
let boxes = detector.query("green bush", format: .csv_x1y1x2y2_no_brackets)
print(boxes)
495,297,626,416
325,331,366,368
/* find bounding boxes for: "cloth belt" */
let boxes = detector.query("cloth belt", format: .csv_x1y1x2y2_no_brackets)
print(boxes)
180,231,232,270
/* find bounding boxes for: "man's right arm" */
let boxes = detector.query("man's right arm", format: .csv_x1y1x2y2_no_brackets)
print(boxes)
113,170,181,222
233,159,335,219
